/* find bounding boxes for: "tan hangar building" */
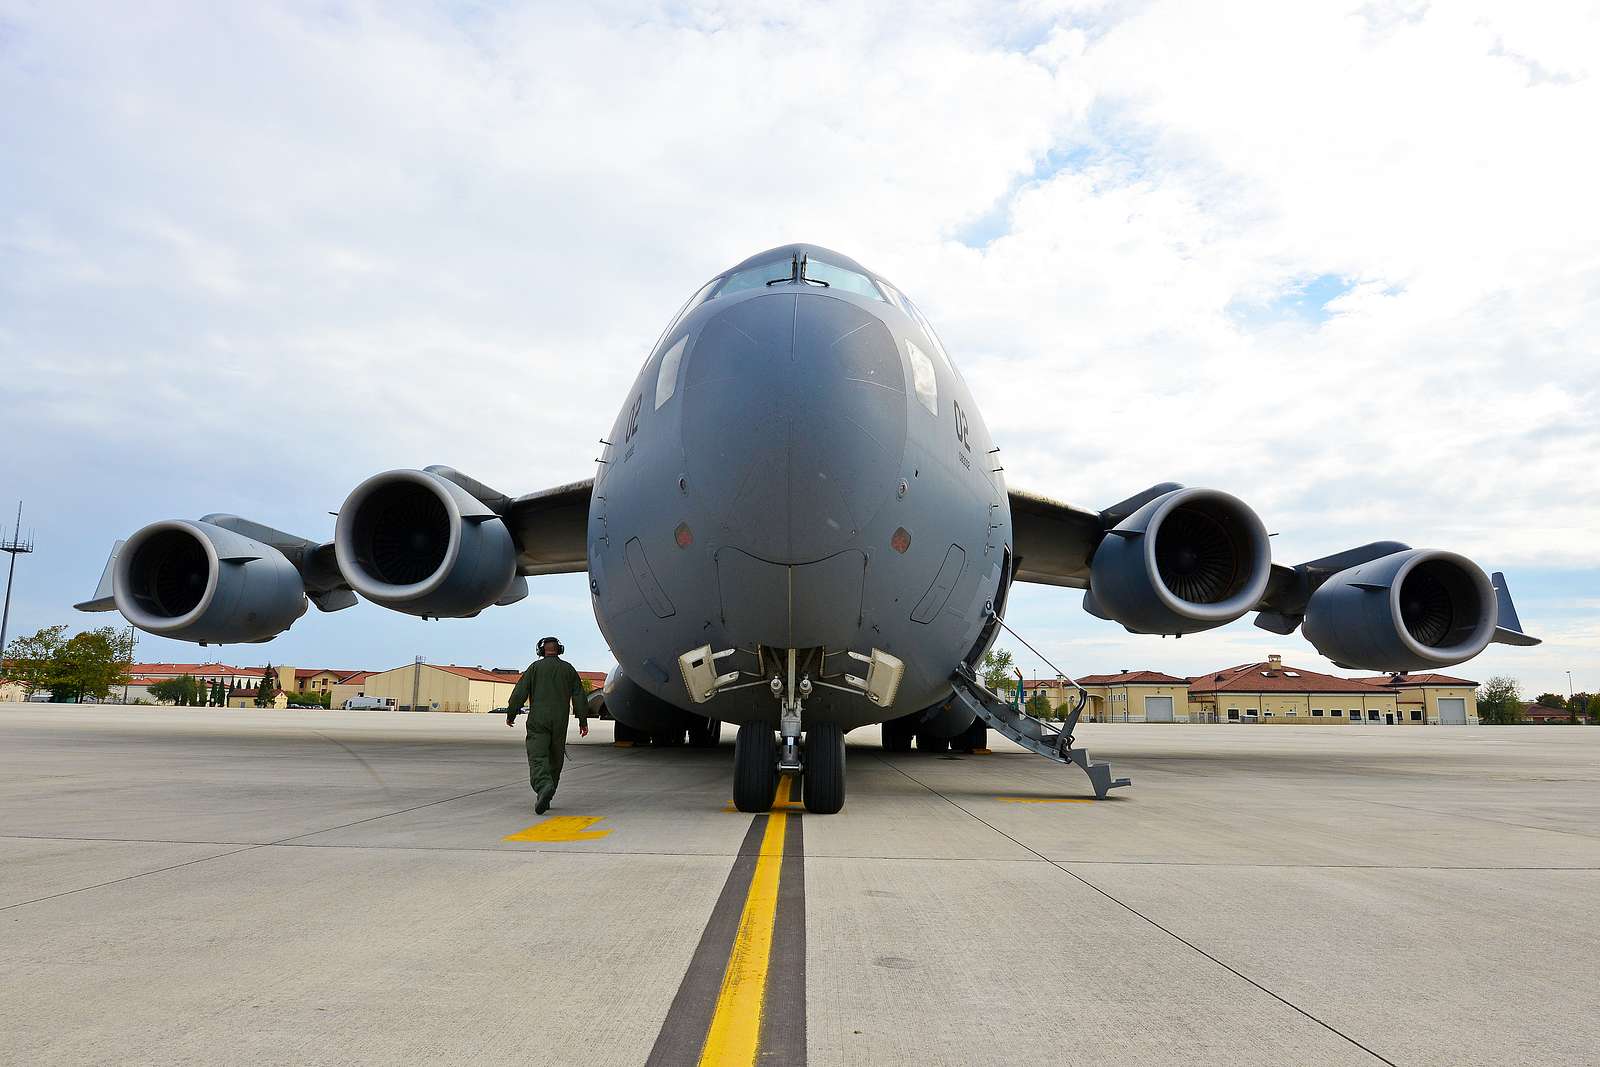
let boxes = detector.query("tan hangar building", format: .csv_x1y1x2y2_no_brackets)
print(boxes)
1021,671,1192,722
331,664,608,713
1188,655,1400,724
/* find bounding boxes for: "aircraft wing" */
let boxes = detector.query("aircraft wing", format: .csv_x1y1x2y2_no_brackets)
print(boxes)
1008,483,1181,588
505,477,594,576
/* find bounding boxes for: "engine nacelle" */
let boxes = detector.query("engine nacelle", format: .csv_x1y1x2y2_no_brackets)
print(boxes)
113,520,307,643
1302,549,1496,671
1087,488,1272,635
334,469,518,618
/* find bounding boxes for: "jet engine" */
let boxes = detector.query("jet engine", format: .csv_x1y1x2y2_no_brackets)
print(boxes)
1302,549,1496,671
113,519,307,643
1086,487,1272,635
334,469,518,618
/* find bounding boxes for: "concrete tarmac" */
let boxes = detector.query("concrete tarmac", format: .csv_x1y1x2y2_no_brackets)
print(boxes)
2,703,1597,1066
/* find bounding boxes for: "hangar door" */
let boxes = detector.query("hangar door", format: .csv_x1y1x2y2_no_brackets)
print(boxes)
1438,698,1467,725
1145,696,1174,723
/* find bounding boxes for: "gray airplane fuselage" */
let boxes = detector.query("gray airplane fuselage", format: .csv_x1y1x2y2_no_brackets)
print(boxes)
588,245,1009,730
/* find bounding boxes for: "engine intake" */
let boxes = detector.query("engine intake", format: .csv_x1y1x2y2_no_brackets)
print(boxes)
1302,549,1496,671
334,469,517,618
1086,488,1272,635
113,520,307,643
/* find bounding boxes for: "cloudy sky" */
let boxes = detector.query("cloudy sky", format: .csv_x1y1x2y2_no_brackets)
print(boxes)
3,1,1596,698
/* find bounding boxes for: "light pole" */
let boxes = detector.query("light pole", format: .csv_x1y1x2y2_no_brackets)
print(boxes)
1567,670,1574,702
0,502,35,670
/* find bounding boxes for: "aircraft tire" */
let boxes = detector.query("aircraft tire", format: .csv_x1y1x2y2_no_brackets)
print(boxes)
951,719,987,753
733,724,779,813
688,717,722,748
915,732,950,754
802,722,845,814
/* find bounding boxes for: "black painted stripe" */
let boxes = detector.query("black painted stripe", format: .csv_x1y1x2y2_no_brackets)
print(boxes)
645,816,769,1066
761,813,807,1064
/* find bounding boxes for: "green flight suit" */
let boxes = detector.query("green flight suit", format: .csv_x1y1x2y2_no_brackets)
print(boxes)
507,655,588,800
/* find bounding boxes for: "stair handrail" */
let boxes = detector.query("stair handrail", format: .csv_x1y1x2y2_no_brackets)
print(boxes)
986,609,1091,751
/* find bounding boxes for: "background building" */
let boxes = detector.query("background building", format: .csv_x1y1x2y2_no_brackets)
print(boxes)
338,663,608,713
1352,673,1479,724
1189,654,1400,724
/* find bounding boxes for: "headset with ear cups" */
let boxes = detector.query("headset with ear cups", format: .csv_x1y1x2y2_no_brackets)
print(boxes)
538,636,565,656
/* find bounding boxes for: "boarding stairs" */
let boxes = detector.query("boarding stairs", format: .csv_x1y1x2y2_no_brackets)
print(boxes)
948,666,1131,799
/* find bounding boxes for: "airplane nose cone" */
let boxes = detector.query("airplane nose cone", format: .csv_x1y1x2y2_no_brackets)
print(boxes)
681,292,908,563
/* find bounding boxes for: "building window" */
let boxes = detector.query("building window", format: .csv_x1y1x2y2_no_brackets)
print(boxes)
1312,709,1323,717
1331,709,1341,717
1410,710,1422,721
1368,710,1380,721
1227,709,1239,720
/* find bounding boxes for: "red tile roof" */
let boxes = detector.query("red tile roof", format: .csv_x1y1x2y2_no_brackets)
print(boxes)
1189,661,1388,695
1352,672,1479,688
432,665,525,683
1076,671,1190,686
336,671,374,684
1524,702,1569,721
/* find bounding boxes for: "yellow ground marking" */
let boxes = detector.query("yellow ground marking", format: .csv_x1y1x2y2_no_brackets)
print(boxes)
613,740,636,748
722,782,804,814
999,796,1096,804
698,777,791,1066
971,748,993,755
503,816,613,842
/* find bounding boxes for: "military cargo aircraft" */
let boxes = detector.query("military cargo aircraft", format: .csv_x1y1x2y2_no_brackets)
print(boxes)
78,244,1539,814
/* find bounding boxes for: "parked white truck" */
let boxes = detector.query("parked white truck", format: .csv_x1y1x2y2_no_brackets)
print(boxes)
342,696,396,711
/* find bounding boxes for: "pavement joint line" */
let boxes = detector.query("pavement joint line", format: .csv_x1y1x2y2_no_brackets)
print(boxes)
1348,797,1600,842
0,779,526,911
0,844,267,913
871,753,1400,1067
6,835,1597,871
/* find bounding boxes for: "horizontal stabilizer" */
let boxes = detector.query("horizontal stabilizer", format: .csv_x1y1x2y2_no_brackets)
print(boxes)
73,540,124,612
1490,572,1540,646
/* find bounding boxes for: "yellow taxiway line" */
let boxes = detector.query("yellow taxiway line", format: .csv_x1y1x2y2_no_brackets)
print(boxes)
697,777,792,1066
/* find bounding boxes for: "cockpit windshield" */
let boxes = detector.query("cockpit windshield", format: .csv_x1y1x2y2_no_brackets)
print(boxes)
801,256,884,301
716,258,795,297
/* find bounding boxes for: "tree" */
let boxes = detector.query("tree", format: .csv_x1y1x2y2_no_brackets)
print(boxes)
980,648,1015,694
1025,691,1053,719
255,664,279,708
210,680,226,707
45,627,133,704
2,624,68,697
149,675,202,706
1588,693,1600,725
1477,676,1524,725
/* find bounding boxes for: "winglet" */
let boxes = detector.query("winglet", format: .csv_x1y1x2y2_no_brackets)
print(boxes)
74,540,124,612
1490,572,1540,647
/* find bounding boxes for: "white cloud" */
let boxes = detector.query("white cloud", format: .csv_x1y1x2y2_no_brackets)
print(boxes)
1,0,1594,690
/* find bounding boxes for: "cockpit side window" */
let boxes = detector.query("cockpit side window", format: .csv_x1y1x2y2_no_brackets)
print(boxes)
654,334,688,410
804,257,885,301
905,339,938,415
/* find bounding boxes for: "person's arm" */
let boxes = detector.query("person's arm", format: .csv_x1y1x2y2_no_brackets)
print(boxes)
570,667,589,734
506,667,532,727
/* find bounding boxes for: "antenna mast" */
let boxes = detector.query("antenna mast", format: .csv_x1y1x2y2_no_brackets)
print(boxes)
0,501,36,668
